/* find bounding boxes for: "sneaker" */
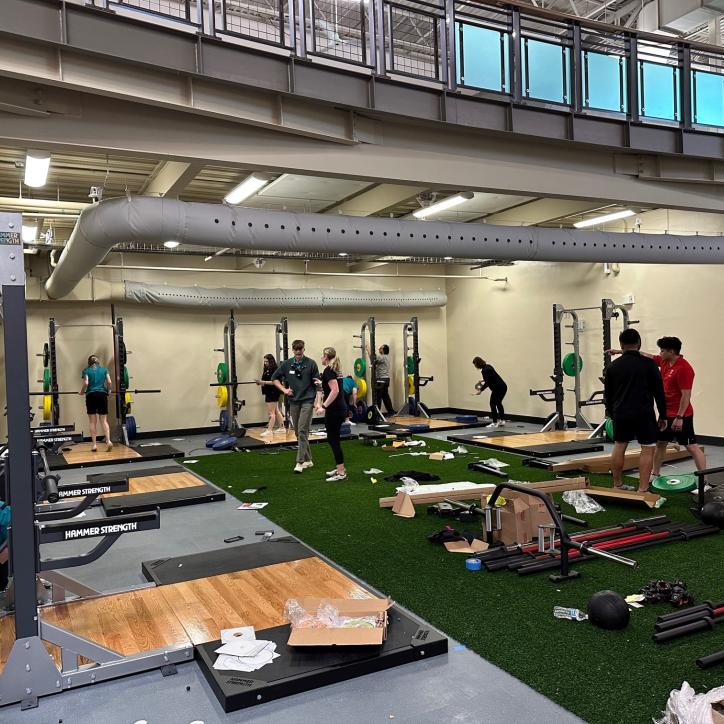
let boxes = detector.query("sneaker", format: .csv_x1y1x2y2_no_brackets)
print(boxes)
106,441,113,452
497,420,507,427
260,430,273,437
484,423,498,429
274,427,286,434
301,461,314,469
293,463,304,473
91,445,97,452
327,472,348,482
326,469,337,477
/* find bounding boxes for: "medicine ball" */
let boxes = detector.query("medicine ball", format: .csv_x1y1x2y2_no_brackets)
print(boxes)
587,590,630,630
701,500,724,529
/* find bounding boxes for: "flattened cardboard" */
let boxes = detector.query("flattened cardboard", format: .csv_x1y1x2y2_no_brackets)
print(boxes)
287,597,392,647
586,486,663,509
444,539,489,554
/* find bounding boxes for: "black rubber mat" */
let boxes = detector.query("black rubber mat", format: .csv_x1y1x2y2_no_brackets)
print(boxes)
101,484,225,516
196,607,448,713
46,444,184,471
141,538,315,585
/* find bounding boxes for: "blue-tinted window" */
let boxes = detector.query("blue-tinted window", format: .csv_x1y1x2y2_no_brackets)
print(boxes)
523,38,570,104
639,60,680,121
456,23,509,93
584,50,627,113
693,69,724,127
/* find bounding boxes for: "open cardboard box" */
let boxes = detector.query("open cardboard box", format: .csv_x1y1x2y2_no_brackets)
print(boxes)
287,597,392,647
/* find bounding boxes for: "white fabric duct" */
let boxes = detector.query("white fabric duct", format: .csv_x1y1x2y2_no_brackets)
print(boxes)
124,281,447,308
45,196,724,299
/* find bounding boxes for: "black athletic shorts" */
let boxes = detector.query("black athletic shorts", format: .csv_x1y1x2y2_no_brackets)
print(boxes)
612,414,658,446
85,391,108,416
658,416,697,446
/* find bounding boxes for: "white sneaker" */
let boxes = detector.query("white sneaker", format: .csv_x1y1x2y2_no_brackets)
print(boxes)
301,461,314,469
326,469,337,477
106,441,114,452
327,472,348,482
294,463,304,473
497,420,506,427
484,423,498,429
260,430,273,437
274,427,286,434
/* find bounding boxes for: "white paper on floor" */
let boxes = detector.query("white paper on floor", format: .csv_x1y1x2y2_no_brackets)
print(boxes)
363,468,383,475
213,626,280,672
451,445,469,454
183,459,198,464
481,458,509,469
237,502,268,510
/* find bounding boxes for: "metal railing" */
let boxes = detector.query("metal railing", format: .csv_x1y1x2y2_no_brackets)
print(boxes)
87,0,724,135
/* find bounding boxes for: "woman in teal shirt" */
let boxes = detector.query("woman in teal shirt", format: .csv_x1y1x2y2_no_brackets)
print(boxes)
80,355,113,452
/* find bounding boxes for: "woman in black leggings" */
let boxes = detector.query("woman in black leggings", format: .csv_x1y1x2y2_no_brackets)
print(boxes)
315,347,348,481
473,356,508,428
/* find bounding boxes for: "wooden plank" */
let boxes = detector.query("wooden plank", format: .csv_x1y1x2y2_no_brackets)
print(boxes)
245,427,334,444
586,486,663,509
61,442,141,464
158,558,370,645
40,587,191,657
101,471,204,499
469,431,591,449
391,416,465,429
544,445,692,473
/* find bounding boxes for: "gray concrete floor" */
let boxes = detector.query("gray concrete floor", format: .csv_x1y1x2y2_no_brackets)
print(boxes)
8,423,597,723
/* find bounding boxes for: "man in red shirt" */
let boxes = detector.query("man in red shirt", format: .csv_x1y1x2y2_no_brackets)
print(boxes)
650,336,706,476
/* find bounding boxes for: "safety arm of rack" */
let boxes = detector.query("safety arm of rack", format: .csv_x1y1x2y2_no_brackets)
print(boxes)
35,494,100,522
39,533,122,571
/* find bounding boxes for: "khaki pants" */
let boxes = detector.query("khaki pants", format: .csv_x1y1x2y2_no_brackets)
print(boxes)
290,400,314,463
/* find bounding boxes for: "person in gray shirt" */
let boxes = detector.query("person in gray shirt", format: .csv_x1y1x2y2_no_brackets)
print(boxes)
373,344,395,415
272,339,320,473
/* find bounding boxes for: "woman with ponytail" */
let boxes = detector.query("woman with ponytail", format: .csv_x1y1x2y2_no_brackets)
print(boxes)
315,347,348,481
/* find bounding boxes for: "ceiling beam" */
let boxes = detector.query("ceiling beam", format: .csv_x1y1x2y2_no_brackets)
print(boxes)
139,160,204,197
484,198,616,225
325,183,424,216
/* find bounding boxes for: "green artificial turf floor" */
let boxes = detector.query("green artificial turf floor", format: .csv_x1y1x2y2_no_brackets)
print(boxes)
188,435,724,724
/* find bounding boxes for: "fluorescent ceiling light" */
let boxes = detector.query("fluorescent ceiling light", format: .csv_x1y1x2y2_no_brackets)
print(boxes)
443,256,453,261
24,151,51,188
224,175,270,205
573,209,635,229
164,240,180,249
338,252,349,257
21,223,37,242
412,192,474,220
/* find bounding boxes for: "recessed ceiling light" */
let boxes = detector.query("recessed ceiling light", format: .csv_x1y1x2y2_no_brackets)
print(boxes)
224,175,270,205
24,150,51,188
574,209,635,229
164,240,180,249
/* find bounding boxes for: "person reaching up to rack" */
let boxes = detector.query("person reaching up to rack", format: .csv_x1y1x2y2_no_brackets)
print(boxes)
80,355,114,453
472,357,508,427
371,344,395,415
256,353,285,437
315,347,348,482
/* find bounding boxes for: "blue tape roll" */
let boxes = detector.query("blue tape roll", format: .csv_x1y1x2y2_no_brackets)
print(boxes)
465,558,482,572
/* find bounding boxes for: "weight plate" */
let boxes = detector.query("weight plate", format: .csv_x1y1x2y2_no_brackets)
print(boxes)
562,352,583,377
122,367,129,389
216,385,228,409
475,380,485,391
604,417,614,442
42,342,50,368
217,362,229,384
354,357,366,377
651,474,697,493
126,415,137,439
43,368,51,393
407,374,415,395
355,377,367,399
219,409,229,432
42,395,52,422
406,356,415,374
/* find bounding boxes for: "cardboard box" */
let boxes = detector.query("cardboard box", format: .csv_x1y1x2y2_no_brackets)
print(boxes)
287,597,392,647
712,701,724,724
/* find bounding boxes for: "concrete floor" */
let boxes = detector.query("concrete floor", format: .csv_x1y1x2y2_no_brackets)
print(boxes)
9,420,656,724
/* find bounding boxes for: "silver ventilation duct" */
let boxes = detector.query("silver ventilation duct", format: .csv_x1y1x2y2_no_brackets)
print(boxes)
124,281,447,308
45,196,724,299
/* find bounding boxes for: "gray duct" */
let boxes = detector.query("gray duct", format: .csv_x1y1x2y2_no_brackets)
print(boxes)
45,196,724,299
124,281,446,308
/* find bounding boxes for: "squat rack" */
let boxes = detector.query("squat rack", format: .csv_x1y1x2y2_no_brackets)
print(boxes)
0,212,192,710
353,316,432,422
210,313,288,431
530,299,636,432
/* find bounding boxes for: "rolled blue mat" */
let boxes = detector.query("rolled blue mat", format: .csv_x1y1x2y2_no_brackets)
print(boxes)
465,558,482,572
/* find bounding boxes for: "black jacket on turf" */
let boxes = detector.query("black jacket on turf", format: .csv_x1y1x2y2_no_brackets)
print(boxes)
604,351,666,420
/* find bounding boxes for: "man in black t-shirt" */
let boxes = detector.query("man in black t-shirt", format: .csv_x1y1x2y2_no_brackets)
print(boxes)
604,328,667,492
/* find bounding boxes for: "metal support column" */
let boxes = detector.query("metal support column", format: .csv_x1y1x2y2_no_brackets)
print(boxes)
510,7,522,104
681,44,693,130
205,0,216,35
374,0,386,75
48,318,59,425
627,34,639,123
572,24,583,114
551,304,565,430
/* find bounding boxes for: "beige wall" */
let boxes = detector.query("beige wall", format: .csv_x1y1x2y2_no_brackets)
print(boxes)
446,261,721,437
9,255,448,437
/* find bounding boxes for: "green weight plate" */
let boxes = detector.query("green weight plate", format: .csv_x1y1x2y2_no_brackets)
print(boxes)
354,357,366,377
562,352,583,377
604,417,614,441
651,474,697,493
42,342,50,368
406,355,415,374
217,362,229,384
122,367,129,389
43,368,51,393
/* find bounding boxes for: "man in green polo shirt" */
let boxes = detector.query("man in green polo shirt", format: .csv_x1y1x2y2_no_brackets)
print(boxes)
272,339,320,473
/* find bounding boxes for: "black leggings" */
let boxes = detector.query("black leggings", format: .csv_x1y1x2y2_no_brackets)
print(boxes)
325,407,346,465
489,385,507,423
376,379,394,414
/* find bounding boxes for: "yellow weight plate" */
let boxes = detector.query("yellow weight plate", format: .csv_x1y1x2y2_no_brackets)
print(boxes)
125,392,132,405
43,394,52,421
355,378,367,399
216,385,228,408
407,374,415,395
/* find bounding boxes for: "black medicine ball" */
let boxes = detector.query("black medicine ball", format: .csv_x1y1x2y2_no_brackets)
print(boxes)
587,590,630,630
